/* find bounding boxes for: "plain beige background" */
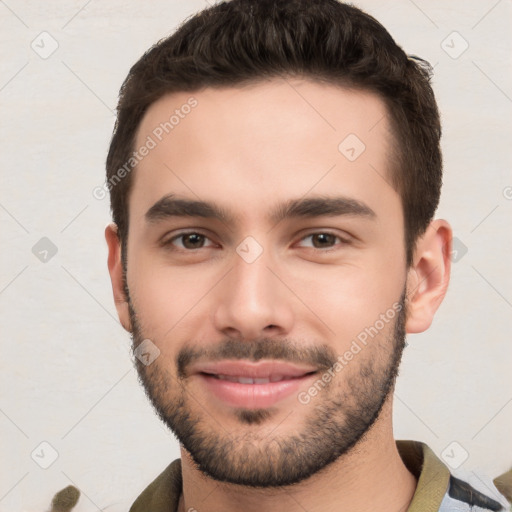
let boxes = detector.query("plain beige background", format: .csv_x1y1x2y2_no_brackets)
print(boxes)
1,1,511,510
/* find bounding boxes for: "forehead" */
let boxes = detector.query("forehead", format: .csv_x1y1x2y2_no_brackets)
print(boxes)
130,78,397,226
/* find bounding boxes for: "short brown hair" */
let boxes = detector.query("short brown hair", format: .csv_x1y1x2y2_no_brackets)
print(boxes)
106,0,442,265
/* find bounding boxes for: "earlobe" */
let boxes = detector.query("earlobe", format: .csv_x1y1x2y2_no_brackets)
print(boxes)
105,223,132,332
405,219,452,334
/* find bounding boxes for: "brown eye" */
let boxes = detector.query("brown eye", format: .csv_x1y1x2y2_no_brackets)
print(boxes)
165,232,214,250
296,232,349,251
181,233,206,249
311,233,337,248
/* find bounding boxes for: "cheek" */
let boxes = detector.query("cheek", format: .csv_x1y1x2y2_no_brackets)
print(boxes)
290,262,404,346
127,257,219,343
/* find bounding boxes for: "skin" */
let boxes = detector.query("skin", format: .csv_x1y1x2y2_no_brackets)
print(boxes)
106,78,452,512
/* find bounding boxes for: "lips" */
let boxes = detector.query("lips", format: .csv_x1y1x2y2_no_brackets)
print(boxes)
210,374,293,384
191,360,318,409
192,360,317,379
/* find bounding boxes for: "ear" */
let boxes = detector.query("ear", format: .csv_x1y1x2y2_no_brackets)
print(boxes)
105,223,132,332
405,219,452,333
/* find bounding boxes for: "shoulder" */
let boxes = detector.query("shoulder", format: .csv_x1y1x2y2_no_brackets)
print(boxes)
396,440,510,512
439,474,510,512
129,458,183,512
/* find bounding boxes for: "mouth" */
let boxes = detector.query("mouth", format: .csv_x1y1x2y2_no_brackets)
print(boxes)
191,360,318,409
205,374,304,384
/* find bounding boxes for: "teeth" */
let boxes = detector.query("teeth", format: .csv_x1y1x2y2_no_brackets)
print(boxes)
214,374,285,384
238,377,255,384
216,374,240,383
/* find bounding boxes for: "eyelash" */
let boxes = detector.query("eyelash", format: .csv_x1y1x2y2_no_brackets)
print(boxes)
162,230,351,253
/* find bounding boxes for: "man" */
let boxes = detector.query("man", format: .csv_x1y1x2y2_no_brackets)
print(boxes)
99,0,510,511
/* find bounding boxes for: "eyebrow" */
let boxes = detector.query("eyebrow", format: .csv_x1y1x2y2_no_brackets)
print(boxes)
145,194,376,226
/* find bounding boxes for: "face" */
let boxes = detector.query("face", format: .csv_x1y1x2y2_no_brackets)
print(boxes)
122,79,409,486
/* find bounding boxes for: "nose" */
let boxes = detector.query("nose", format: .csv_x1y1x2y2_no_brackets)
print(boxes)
212,246,294,341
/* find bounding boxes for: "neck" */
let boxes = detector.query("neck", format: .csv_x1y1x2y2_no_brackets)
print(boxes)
177,399,417,512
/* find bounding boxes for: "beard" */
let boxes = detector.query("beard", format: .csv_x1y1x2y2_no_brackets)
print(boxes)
129,292,407,488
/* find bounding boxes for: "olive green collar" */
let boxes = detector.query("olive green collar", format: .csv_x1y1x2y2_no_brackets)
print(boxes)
130,440,450,512
397,440,451,512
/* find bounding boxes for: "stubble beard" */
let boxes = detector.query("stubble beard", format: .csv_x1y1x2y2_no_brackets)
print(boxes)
129,293,407,488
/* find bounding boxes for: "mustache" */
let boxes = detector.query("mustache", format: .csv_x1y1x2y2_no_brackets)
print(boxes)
176,338,339,379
